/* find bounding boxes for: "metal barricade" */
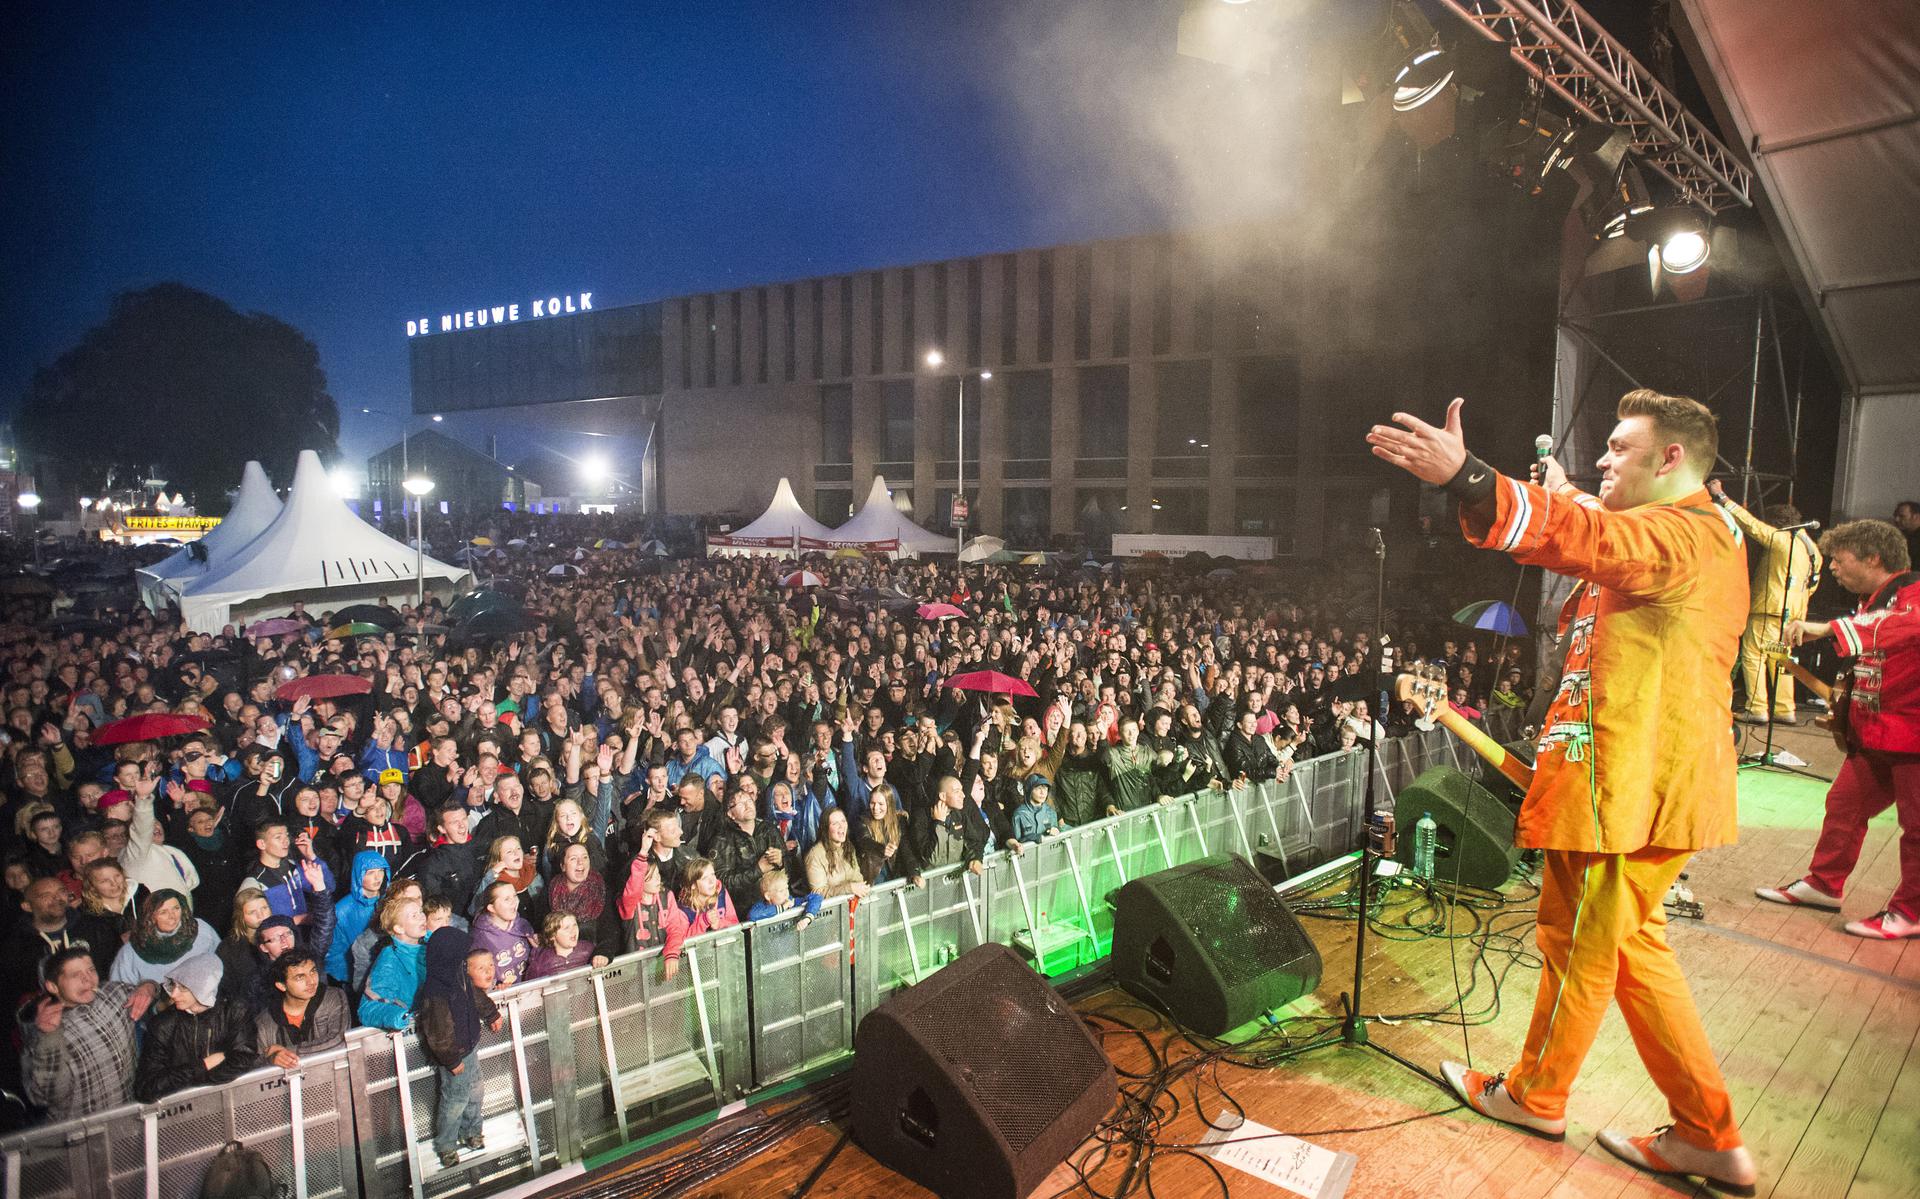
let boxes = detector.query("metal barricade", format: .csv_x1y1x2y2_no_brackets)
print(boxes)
1,1048,358,1199
853,865,988,1021
581,929,752,1148
747,894,857,1089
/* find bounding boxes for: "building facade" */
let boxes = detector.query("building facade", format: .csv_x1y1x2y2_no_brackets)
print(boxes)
365,429,532,521
409,194,1555,555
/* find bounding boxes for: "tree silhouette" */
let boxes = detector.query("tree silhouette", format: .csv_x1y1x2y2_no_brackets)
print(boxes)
14,283,339,508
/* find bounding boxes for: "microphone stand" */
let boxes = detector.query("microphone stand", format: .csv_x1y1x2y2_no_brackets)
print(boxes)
1321,528,1440,1086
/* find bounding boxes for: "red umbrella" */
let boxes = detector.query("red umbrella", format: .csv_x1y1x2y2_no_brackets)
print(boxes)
276,674,373,703
917,602,966,621
945,670,1039,698
781,570,825,589
95,713,211,746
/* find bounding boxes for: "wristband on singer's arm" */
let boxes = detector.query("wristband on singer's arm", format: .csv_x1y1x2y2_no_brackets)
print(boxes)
1443,454,1498,506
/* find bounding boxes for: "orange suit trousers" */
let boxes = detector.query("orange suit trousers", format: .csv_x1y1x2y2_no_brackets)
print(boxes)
1504,846,1742,1151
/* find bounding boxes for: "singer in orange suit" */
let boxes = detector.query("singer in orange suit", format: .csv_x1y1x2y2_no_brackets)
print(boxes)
1368,389,1757,1194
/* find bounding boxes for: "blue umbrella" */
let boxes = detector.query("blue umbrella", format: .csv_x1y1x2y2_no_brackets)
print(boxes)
1453,600,1529,637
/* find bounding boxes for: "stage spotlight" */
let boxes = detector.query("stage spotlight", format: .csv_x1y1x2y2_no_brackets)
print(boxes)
1391,46,1452,112
1596,161,1654,239
1661,227,1710,273
1536,123,1629,212
1629,207,1712,274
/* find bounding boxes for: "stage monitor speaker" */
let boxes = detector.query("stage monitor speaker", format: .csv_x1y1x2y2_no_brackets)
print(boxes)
851,943,1116,1199
1110,854,1322,1037
1394,764,1522,888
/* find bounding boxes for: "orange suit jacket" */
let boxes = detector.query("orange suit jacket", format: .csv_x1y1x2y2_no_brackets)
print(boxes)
1460,476,1749,852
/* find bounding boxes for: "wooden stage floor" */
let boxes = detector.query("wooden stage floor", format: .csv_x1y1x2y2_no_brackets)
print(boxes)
573,723,1920,1199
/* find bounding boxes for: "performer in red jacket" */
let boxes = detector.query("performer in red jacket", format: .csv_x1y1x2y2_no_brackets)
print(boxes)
1759,519,1920,939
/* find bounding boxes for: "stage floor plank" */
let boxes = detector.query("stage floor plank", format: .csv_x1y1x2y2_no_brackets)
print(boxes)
572,727,1918,1198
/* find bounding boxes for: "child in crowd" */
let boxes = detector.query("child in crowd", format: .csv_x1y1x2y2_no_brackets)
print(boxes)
415,929,502,1168
746,871,821,930
525,911,608,979
1010,777,1061,847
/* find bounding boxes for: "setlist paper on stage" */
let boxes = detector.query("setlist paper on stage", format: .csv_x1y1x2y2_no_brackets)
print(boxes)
1198,1114,1356,1199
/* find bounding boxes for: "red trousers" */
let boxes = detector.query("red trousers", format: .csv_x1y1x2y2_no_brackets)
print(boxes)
1806,750,1920,920
1505,847,1741,1151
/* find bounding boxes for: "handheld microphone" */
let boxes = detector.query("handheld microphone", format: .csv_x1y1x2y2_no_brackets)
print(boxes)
1534,434,1555,460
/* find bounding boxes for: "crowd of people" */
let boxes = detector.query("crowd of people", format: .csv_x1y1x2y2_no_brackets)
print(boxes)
0,514,1528,1149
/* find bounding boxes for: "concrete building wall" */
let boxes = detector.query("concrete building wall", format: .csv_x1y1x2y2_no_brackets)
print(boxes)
655,227,1350,542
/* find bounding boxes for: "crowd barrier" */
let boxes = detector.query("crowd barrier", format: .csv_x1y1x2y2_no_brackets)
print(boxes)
4,726,1495,1199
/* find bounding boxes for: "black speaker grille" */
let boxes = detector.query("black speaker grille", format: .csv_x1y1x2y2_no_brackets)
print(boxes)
897,954,1107,1153
1144,859,1317,990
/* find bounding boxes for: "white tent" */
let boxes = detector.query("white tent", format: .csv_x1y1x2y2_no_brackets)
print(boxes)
176,450,469,633
706,477,837,556
137,460,284,610
833,476,951,558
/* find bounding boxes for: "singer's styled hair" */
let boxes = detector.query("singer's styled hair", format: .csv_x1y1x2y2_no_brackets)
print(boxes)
1818,520,1911,573
1616,389,1718,475
1763,503,1803,527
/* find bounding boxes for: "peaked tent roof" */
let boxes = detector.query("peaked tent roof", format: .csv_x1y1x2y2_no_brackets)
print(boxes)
727,477,837,543
833,476,951,555
139,460,283,592
176,450,467,631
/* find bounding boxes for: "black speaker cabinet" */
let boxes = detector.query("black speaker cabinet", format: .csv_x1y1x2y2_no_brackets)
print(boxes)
1110,854,1323,1037
851,944,1116,1199
1393,764,1522,889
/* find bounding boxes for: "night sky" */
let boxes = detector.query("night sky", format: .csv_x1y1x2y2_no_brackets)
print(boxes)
5,0,1313,470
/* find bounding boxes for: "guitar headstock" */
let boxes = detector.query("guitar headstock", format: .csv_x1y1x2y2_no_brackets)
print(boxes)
1393,663,1449,723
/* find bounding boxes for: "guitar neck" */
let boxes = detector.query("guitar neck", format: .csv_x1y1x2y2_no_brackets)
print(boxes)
1428,706,1534,793
1769,655,1832,703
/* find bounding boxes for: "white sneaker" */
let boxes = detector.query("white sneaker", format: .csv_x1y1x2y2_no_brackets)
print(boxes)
1754,878,1842,910
1598,1126,1757,1195
1844,909,1920,939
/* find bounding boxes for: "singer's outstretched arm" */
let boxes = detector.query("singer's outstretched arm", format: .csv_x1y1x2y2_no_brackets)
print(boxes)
1368,397,1738,603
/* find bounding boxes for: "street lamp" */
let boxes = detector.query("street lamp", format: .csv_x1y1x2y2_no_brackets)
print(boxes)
924,350,990,564
360,407,443,513
402,476,434,610
16,492,41,565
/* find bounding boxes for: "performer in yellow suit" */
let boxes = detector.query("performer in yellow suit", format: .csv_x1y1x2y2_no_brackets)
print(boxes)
1707,482,1823,724
1368,389,1757,1194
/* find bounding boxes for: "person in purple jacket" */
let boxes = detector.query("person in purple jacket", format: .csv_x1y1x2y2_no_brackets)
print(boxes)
525,911,608,980
467,881,538,987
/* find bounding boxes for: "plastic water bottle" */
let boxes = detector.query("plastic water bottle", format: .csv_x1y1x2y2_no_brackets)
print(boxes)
1414,812,1438,880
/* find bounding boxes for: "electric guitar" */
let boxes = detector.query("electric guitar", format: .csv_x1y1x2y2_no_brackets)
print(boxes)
1394,665,1534,793
1763,646,1851,753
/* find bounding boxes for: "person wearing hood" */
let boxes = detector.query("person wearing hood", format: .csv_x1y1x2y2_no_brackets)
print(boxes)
327,850,390,984
110,888,220,986
134,953,260,1101
358,894,428,1030
414,927,501,1167
256,949,350,1069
